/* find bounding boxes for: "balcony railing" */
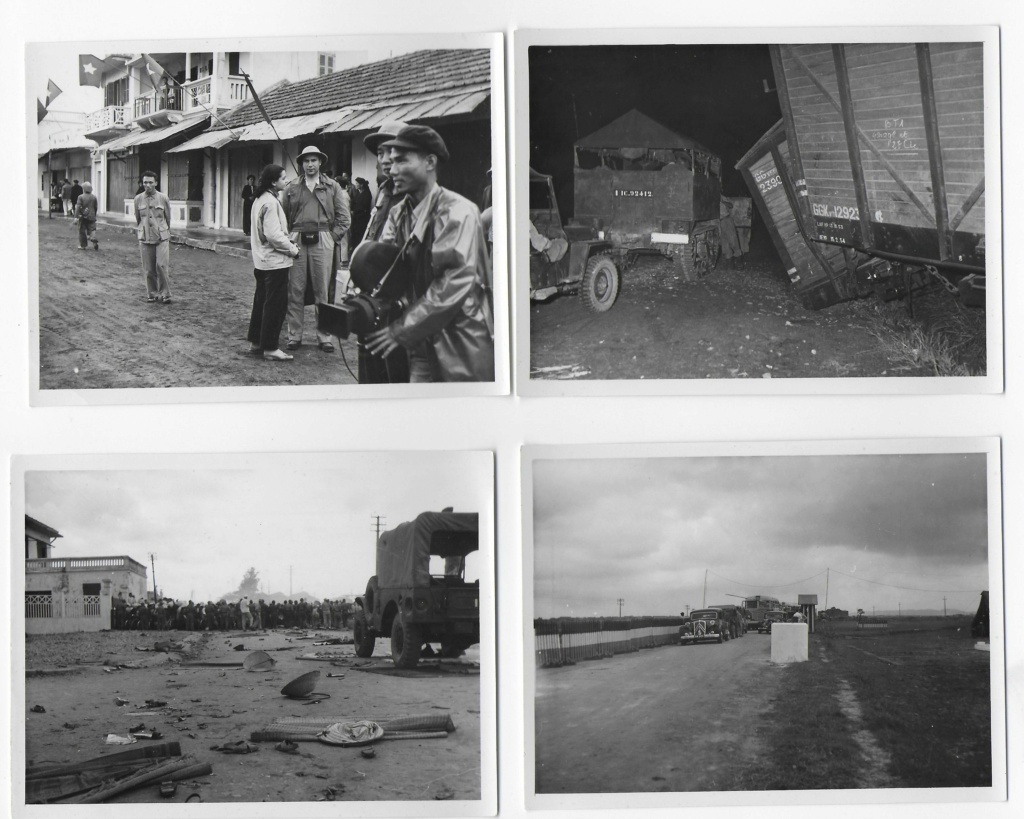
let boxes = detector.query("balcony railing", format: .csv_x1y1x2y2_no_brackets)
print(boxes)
26,555,147,575
134,90,183,119
181,75,250,113
85,105,127,133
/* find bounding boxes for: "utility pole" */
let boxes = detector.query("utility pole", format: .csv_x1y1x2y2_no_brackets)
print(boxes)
943,596,947,617
371,514,387,543
824,568,829,611
702,569,708,608
149,553,157,601
617,598,624,617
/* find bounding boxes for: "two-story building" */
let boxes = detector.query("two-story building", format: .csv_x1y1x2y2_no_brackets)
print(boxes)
37,110,97,210
84,49,370,226
171,48,492,231
24,515,148,635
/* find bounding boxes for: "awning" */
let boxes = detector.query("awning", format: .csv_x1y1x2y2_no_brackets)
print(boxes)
166,129,238,153
232,108,351,142
320,86,490,134
101,116,209,152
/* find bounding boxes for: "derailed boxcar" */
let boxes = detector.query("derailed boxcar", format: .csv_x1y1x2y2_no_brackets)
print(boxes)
737,120,898,309
770,42,988,305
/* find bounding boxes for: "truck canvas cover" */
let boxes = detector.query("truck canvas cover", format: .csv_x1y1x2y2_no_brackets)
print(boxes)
376,511,479,589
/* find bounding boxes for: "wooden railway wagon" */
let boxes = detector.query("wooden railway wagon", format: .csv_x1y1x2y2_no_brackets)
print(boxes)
769,42,988,304
737,120,896,309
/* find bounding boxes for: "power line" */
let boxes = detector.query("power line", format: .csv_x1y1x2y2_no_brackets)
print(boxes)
828,567,981,594
707,568,828,589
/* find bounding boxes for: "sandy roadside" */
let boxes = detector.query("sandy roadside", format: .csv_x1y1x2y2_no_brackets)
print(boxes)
24,626,481,803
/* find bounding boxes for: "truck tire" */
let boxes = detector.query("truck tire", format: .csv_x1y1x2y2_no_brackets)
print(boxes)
364,576,378,615
580,256,619,312
667,228,720,282
353,609,375,658
391,613,423,669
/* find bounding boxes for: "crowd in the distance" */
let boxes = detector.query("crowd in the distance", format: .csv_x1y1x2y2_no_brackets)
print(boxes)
109,594,354,632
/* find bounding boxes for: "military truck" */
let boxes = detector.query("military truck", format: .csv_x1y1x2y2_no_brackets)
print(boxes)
530,109,723,312
353,509,479,668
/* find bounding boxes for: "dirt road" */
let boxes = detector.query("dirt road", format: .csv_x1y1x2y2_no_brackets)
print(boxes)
25,627,481,803
529,230,979,380
534,632,781,793
36,215,359,389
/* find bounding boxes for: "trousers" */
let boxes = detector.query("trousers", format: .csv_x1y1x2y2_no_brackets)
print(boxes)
140,241,171,299
78,219,97,248
247,268,290,351
286,231,335,344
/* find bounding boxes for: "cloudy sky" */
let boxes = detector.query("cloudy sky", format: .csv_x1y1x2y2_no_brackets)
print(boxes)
24,452,490,603
532,453,991,619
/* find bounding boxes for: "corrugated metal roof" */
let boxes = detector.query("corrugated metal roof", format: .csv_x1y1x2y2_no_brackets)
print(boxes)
166,129,238,153
320,87,489,134
234,108,351,142
101,116,208,151
213,49,490,132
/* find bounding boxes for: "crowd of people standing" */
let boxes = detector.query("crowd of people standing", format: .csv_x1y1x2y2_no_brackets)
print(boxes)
110,594,354,632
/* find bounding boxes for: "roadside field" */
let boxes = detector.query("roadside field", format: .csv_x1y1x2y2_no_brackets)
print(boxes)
737,616,991,790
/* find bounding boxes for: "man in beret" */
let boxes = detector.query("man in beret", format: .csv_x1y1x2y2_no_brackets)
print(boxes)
365,125,494,382
281,145,351,352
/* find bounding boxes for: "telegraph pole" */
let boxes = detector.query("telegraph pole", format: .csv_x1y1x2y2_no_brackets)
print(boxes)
371,514,387,543
824,568,829,611
149,553,157,601
702,569,708,608
617,598,624,617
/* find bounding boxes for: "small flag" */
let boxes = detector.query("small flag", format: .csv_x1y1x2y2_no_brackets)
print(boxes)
141,54,168,88
79,54,113,87
44,80,63,106
37,99,48,123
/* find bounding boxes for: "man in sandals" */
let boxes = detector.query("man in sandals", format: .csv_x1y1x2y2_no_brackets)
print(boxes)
281,145,350,353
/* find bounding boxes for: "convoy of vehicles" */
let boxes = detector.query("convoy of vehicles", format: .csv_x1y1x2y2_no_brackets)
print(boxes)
353,509,480,669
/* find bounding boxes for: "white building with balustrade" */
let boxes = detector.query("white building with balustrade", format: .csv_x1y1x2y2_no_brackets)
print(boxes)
24,515,148,635
83,49,370,227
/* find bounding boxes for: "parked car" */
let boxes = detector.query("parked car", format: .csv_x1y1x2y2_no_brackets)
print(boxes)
353,509,479,668
758,610,789,634
679,608,730,644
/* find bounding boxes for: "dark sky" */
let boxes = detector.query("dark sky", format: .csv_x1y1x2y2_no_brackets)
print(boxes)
533,453,991,618
529,44,781,216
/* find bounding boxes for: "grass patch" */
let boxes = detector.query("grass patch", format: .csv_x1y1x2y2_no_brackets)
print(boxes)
862,290,986,376
734,650,862,790
736,621,991,790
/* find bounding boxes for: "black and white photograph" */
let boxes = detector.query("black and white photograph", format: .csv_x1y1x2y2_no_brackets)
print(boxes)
524,441,1004,809
516,30,1001,393
28,33,506,402
12,451,496,813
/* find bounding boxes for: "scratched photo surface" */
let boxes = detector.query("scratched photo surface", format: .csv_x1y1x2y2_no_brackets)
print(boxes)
15,451,494,813
524,39,995,385
526,444,1003,806
29,38,499,397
